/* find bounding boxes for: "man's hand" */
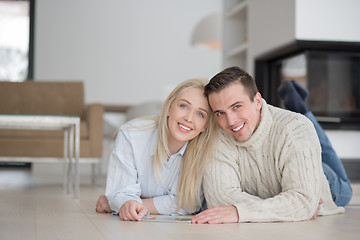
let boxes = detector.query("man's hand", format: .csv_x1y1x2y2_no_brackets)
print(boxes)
119,200,149,221
311,198,323,220
191,205,239,224
95,195,112,213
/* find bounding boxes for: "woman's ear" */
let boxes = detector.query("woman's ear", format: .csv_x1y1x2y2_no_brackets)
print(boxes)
202,124,208,132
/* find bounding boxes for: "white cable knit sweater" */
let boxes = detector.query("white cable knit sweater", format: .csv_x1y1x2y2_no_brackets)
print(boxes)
203,100,344,222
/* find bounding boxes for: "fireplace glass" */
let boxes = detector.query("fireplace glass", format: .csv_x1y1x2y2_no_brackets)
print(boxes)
255,41,360,129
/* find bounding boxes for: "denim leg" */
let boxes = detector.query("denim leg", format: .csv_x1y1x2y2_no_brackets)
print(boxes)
305,111,353,206
322,162,352,206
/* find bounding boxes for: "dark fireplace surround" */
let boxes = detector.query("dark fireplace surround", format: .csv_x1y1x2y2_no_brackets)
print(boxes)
255,40,360,130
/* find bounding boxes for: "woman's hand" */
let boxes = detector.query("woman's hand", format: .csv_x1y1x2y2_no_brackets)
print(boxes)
95,195,112,213
119,200,149,221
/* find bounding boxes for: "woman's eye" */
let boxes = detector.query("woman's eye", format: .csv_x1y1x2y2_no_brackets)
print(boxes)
180,104,187,109
197,112,205,118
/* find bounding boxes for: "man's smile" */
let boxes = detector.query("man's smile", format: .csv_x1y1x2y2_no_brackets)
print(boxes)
231,122,245,132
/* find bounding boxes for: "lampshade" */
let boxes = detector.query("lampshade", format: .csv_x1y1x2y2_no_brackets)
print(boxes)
191,13,222,50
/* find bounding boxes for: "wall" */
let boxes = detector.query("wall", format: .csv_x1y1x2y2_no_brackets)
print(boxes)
296,0,360,42
248,0,296,75
34,0,221,105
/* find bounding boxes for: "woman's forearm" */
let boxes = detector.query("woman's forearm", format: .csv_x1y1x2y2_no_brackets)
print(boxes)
142,198,159,215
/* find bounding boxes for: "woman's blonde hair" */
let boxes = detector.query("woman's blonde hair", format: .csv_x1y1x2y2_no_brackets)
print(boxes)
154,78,217,212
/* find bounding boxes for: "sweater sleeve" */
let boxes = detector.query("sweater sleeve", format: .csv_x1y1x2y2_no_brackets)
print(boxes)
203,128,325,222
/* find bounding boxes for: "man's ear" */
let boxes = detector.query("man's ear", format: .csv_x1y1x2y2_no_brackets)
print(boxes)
254,92,262,110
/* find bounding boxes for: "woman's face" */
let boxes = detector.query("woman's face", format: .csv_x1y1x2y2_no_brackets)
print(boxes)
167,87,209,152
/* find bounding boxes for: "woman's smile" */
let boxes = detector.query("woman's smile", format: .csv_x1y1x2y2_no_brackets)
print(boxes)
178,122,192,132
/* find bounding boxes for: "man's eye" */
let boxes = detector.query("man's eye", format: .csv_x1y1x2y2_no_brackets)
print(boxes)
216,112,224,117
234,105,241,110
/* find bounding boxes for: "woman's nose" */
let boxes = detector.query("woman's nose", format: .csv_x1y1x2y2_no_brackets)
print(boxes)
184,111,194,123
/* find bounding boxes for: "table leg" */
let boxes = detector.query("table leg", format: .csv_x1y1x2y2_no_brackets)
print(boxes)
68,124,74,195
74,119,80,199
63,128,69,193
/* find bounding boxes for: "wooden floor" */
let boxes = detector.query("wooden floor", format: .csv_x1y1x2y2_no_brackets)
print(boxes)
0,168,360,240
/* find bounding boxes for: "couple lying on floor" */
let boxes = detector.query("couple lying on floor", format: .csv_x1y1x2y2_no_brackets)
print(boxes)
96,66,352,223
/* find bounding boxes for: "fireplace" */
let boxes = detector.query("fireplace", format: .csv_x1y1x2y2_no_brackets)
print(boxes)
255,40,360,130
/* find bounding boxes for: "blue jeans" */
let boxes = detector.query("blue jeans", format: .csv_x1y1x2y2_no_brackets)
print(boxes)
305,112,353,206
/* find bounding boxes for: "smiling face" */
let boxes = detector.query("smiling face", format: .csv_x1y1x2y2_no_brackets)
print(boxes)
167,87,209,153
208,81,262,142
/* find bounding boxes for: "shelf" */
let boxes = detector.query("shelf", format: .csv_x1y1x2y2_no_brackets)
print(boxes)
225,43,248,58
226,1,248,18
223,0,248,70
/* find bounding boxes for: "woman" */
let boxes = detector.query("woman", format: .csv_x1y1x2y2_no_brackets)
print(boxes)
96,78,217,221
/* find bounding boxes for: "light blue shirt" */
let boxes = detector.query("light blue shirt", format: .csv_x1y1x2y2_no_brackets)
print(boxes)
105,117,196,215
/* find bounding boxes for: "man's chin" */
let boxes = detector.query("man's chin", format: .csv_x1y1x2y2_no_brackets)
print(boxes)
233,133,249,143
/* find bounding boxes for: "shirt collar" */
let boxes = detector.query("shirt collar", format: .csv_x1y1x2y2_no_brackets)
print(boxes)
150,140,188,157
176,141,188,156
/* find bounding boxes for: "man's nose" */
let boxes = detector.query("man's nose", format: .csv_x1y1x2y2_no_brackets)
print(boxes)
226,112,237,126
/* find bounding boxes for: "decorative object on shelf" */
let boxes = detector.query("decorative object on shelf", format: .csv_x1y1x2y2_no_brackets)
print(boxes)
190,13,222,50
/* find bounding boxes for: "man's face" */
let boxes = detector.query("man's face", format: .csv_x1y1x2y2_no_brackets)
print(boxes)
208,81,262,142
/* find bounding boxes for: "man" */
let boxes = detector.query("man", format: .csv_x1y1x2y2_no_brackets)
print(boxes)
191,66,347,224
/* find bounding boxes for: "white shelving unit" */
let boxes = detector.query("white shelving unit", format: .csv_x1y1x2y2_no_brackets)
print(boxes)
222,0,248,70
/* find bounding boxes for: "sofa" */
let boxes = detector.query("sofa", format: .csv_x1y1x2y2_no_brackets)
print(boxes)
0,81,104,181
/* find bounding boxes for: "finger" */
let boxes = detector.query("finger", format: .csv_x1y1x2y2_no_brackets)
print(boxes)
125,213,136,221
198,210,219,223
119,202,131,220
123,202,140,221
119,211,125,220
122,208,137,221
208,218,223,224
96,207,104,213
128,207,141,221
96,205,104,213
194,206,238,224
192,210,216,224
103,203,111,213
120,206,131,221
191,211,206,223
96,201,101,211
137,208,149,220
311,205,320,220
205,213,227,224
311,211,318,220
